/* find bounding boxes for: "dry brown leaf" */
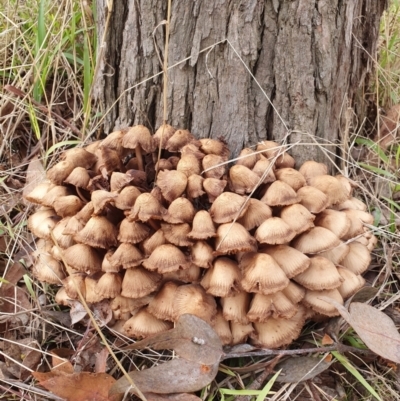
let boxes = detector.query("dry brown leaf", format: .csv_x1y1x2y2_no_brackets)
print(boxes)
123,314,223,365
33,370,122,401
143,393,202,401
69,299,88,325
95,347,109,373
110,359,219,396
51,349,74,374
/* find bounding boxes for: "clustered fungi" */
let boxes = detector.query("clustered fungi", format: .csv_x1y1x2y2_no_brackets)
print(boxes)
25,125,376,348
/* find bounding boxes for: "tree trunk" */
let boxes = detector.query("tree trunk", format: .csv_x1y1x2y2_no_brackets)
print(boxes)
93,0,386,166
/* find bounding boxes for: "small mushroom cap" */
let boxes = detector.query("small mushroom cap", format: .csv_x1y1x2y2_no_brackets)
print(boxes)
260,181,299,206
186,174,205,199
61,147,98,169
275,168,306,191
41,185,73,207
291,227,341,254
47,160,75,185
302,288,343,317
280,204,315,234
314,209,351,238
231,321,254,345
261,245,310,278
32,254,66,284
172,284,217,324
162,263,202,283
155,159,173,171
297,186,329,214
201,257,242,297
191,240,214,268
53,195,84,217
153,124,176,148
64,167,91,189
237,199,273,230
52,218,75,248
142,244,190,273
203,177,227,202
252,159,276,184
274,152,296,169
94,146,123,176
118,219,151,244
84,140,102,154
202,154,227,179
161,223,193,246
156,170,188,202
240,253,289,295
212,310,233,345
256,141,281,157
215,223,257,255
109,243,143,269
74,216,118,249
255,217,296,245
308,175,349,205
63,243,102,272
55,287,71,306
199,138,230,157
293,256,343,290
250,307,306,349
109,171,135,192
28,209,59,239
95,272,122,299
163,197,196,224
84,273,105,303
147,281,179,321
114,186,142,210
100,129,126,155
141,229,166,257
74,201,95,223
282,281,306,304
123,309,173,338
298,161,328,183
333,196,367,212
236,148,258,169
220,291,251,324
122,125,155,153
24,181,55,204
317,242,350,264
121,267,162,298
166,129,199,152
210,192,250,224
340,242,371,274
111,294,152,314
229,165,261,194
102,251,120,273
188,210,216,239
129,192,167,221
337,267,366,299
176,154,201,177
247,292,298,322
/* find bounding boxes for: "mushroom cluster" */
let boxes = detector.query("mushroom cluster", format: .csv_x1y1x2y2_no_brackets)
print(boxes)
25,125,376,348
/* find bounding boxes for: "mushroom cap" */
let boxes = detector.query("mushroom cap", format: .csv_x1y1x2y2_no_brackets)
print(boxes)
274,152,296,169
255,217,296,245
256,141,281,157
240,253,289,295
237,199,272,230
203,177,227,202
74,216,118,249
282,281,306,304
261,245,310,278
298,161,328,183
142,244,191,273
317,242,350,264
111,294,152,314
220,291,251,324
90,190,117,214
188,210,216,239
308,175,349,205
129,192,167,221
53,195,84,217
314,209,351,238
153,124,176,148
215,223,257,255
28,208,59,239
191,240,214,268
161,223,193,246
202,154,227,180
176,154,201,177
110,171,135,192
162,263,202,283
280,204,315,234
32,253,66,284
296,186,330,214
172,284,217,324
84,273,104,303
199,138,230,157
340,242,371,274
95,272,122,299
291,227,341,254
274,168,306,191
109,243,143,269
229,165,261,194
100,129,126,155
155,159,173,171
235,148,257,169
201,257,242,297
121,267,162,298
55,287,71,306
212,310,233,345
47,160,75,185
156,170,188,202
141,229,166,257
147,281,179,321
186,174,205,199
41,185,73,207
63,243,102,273
52,218,75,249
252,159,276,184
61,147,98,169
123,309,173,338
24,181,55,204
165,129,199,152
247,291,298,322
293,256,343,290
333,196,367,212
114,186,142,210
250,307,306,348
122,125,155,153
260,180,299,206
337,267,366,299
302,288,343,317
231,321,254,345
64,167,91,189
163,197,196,224
102,251,121,273
210,192,250,224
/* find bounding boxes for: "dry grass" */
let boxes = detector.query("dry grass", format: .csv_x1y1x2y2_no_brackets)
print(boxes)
0,1,400,400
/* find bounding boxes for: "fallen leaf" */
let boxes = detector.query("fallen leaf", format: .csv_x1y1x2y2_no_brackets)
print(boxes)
33,370,121,401
320,298,400,364
69,300,88,325
123,314,223,365
110,359,219,396
350,286,379,303
275,357,332,383
51,349,74,374
95,347,109,373
143,393,202,401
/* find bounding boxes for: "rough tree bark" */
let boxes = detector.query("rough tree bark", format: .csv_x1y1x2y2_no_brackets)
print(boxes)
93,0,386,166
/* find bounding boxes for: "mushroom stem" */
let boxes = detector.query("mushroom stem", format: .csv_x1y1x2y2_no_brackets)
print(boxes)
135,145,144,171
